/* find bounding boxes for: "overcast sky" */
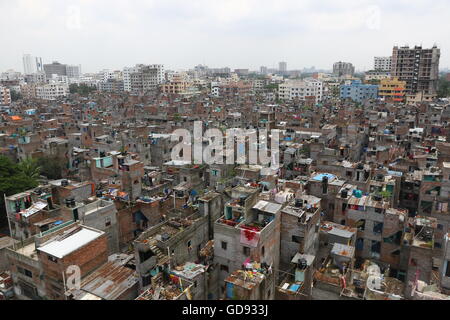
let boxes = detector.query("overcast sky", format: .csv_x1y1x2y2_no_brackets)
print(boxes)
1,0,449,73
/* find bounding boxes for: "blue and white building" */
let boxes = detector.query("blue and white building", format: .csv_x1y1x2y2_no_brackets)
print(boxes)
340,80,378,103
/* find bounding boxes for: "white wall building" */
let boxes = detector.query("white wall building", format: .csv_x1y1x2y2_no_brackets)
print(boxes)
36,83,69,100
123,64,164,93
374,56,392,72
23,54,43,74
210,82,220,97
278,78,323,102
364,70,391,81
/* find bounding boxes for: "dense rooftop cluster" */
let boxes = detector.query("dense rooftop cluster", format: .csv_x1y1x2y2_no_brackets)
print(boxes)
1,49,450,301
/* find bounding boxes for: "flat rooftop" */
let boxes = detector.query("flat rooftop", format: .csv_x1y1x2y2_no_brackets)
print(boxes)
38,227,104,259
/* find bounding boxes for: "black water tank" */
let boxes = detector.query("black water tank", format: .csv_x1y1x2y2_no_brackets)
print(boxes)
298,258,308,270
65,197,75,208
341,189,348,199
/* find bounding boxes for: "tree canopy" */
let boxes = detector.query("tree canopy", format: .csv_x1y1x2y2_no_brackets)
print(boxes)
0,156,41,230
69,83,97,96
37,156,64,180
438,77,450,98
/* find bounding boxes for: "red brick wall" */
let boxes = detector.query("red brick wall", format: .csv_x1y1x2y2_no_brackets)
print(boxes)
39,234,108,300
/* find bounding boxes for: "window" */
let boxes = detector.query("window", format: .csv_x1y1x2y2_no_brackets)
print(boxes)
105,217,111,227
356,238,364,251
243,246,251,256
292,235,302,243
373,222,383,235
221,241,227,250
48,255,58,263
220,265,229,273
17,267,33,278
138,250,154,262
187,240,192,251
142,274,151,287
356,219,366,231
19,281,38,299
262,246,265,256
371,241,381,254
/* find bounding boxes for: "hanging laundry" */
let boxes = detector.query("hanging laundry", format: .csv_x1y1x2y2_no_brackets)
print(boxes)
240,228,260,247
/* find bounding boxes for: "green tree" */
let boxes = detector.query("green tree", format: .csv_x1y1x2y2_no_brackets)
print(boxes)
265,83,278,91
69,83,96,96
18,157,41,181
0,156,40,230
10,90,22,102
37,156,64,180
438,77,450,98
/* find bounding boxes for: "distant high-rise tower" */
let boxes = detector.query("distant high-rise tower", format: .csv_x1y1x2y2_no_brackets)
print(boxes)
36,57,43,72
23,54,43,75
66,65,82,78
44,61,68,77
279,62,287,74
260,66,268,75
333,61,355,77
391,45,440,98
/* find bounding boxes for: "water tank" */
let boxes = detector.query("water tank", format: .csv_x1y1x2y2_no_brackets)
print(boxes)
61,179,69,187
341,189,348,199
353,190,363,198
297,258,308,270
295,199,303,208
373,194,382,201
65,197,75,208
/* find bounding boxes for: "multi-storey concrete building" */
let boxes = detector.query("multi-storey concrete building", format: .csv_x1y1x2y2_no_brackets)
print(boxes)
340,80,378,103
378,77,407,103
123,64,165,94
0,86,11,105
391,45,440,101
278,79,323,102
36,83,69,100
374,56,392,72
333,62,355,77
43,61,67,77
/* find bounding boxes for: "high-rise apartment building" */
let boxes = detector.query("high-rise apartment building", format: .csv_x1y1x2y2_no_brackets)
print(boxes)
374,57,392,72
123,64,164,93
66,65,82,78
23,54,43,75
279,62,287,74
44,61,67,77
333,61,355,77
391,45,440,100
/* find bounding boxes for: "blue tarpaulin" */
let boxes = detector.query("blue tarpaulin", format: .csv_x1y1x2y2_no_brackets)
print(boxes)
226,283,234,299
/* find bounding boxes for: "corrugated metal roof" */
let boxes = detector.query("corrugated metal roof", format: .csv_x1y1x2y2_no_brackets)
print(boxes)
79,259,138,300
252,200,282,214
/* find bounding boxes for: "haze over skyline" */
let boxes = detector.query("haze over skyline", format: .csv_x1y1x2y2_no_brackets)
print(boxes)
1,0,449,73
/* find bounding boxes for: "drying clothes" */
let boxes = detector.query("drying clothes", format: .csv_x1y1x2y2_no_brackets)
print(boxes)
240,228,260,248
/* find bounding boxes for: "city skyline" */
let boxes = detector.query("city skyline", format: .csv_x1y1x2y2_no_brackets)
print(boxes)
1,0,450,73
